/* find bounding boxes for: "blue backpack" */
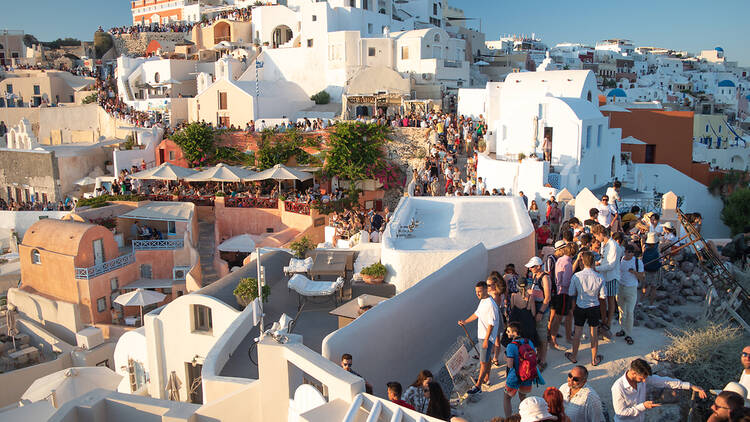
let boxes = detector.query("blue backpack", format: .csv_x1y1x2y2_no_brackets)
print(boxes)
643,246,661,272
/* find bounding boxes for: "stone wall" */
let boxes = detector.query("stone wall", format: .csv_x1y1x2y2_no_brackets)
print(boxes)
383,127,431,209
113,32,190,57
0,149,59,202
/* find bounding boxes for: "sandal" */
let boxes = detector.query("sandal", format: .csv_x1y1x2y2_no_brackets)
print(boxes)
625,336,634,345
592,354,603,366
492,358,500,366
565,352,577,364
615,330,626,337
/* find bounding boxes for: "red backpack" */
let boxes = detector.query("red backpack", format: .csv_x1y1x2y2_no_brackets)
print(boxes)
512,339,538,382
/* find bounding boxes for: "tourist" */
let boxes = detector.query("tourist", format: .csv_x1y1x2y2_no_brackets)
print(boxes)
458,280,500,394
641,233,662,306
404,370,433,413
341,353,373,394
559,365,605,422
488,275,508,366
542,134,552,161
739,345,750,398
503,264,520,295
584,208,599,228
519,191,529,208
565,251,605,366
596,195,618,230
621,206,641,232
611,358,706,422
549,243,575,349
548,201,562,242
606,180,622,205
708,384,748,422
477,177,486,196
536,222,553,250
592,224,621,334
504,322,544,418
519,396,556,422
425,381,452,420
529,201,540,225
616,244,641,345
504,277,538,347
543,387,571,422
526,256,551,370
387,382,415,410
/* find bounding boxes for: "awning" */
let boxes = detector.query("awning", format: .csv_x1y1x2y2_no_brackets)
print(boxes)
120,202,193,221
122,279,176,290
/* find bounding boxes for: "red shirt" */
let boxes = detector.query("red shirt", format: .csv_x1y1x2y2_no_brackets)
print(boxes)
392,399,415,411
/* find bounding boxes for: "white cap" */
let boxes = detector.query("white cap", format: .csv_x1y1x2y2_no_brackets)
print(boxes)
519,396,557,422
646,232,659,244
662,222,674,230
710,382,750,406
525,256,543,268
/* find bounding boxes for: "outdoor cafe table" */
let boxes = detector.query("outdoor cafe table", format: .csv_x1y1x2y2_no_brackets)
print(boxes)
329,294,388,329
309,253,348,280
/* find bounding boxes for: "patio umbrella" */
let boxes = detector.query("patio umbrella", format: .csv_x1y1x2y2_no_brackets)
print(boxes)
218,234,256,252
114,288,166,324
244,164,312,191
166,371,182,401
21,367,123,407
74,176,97,186
130,162,198,181
185,163,257,190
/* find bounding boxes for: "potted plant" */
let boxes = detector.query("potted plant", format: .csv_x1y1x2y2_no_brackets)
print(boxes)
518,152,526,162
289,236,315,259
234,277,271,307
360,262,387,284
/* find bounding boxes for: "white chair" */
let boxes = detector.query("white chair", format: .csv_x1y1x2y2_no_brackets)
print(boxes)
287,274,345,309
283,257,314,276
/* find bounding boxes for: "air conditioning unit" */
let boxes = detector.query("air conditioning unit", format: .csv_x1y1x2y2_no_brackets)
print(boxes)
173,266,190,281
422,73,432,80
76,326,104,350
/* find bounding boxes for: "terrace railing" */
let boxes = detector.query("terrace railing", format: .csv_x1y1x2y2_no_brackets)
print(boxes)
132,239,184,250
178,195,215,207
225,197,278,209
147,194,174,202
284,201,311,215
75,253,135,280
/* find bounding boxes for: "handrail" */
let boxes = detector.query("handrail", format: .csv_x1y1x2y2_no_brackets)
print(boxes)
75,253,135,280
225,197,278,209
365,401,382,422
132,239,184,250
390,407,403,422
342,394,364,422
284,200,311,215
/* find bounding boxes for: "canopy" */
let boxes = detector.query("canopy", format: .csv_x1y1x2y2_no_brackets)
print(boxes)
22,367,122,407
186,163,257,182
120,202,193,221
244,164,312,182
218,234,256,252
475,60,490,66
130,162,198,181
114,288,166,307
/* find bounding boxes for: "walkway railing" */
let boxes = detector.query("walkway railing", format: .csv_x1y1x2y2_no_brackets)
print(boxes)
178,195,215,206
75,253,135,280
132,239,184,250
284,201,311,215
147,194,174,202
225,197,278,209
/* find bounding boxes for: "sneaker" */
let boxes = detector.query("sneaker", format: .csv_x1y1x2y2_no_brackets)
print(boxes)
467,386,481,394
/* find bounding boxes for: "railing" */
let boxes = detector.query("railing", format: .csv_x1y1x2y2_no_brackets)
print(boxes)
225,197,278,209
443,59,463,68
284,201,311,215
178,195,215,206
547,172,561,190
75,253,135,280
147,194,174,201
132,239,184,250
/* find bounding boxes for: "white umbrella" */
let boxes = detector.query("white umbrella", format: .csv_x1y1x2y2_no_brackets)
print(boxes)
74,177,97,186
475,60,490,66
114,288,166,324
218,234,256,252
6,305,17,352
22,367,123,407
185,163,257,183
244,164,312,191
166,371,181,401
130,162,198,181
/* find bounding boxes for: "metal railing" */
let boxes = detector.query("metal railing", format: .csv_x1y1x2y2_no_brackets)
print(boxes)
75,253,135,280
225,197,278,209
443,59,463,68
547,173,561,190
132,239,184,250
178,195,215,206
284,201,311,215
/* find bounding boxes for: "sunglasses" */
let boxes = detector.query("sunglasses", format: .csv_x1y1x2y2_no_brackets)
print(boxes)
342,363,352,367
568,373,581,382
742,352,750,357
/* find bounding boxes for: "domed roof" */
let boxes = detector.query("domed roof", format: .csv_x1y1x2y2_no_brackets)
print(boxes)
715,47,724,52
606,88,627,97
22,219,98,256
718,80,735,87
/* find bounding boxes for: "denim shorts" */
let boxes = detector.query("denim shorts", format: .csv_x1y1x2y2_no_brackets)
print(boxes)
479,341,492,363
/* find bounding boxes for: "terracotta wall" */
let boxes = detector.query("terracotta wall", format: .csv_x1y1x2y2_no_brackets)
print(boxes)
19,246,78,303
73,226,122,269
622,143,646,163
84,263,139,324
133,249,175,280
155,138,189,167
214,196,284,241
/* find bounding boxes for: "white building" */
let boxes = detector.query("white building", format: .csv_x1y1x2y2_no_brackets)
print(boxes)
596,39,635,57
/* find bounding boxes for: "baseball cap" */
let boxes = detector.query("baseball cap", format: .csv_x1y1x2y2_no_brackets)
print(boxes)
519,396,557,422
525,256,543,268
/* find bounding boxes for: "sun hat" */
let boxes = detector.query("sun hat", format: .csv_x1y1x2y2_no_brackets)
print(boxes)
554,240,566,249
645,232,659,244
519,396,557,422
710,382,750,406
525,256,543,268
662,222,674,230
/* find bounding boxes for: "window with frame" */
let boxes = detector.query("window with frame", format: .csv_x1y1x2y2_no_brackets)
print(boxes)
367,23,373,33
33,85,40,95
597,125,602,147
401,46,409,60
312,15,317,21
141,264,152,279
586,125,592,149
97,297,107,313
6,84,12,94
110,277,119,291
31,249,41,264
168,221,176,235
368,47,376,57
192,304,213,332
307,39,313,47
169,150,176,160
218,92,227,110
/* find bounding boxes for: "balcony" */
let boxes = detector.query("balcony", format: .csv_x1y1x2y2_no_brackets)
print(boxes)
75,254,135,280
132,239,185,250
443,60,463,68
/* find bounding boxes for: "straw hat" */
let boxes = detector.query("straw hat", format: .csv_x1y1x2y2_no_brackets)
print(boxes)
645,232,659,244
554,240,566,249
662,222,675,230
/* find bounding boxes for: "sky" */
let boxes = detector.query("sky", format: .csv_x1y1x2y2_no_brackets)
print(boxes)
1,0,748,66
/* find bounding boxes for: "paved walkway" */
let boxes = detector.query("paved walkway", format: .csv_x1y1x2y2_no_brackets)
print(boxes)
198,218,218,286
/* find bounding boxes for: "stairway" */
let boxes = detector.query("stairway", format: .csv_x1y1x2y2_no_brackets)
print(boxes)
198,218,219,286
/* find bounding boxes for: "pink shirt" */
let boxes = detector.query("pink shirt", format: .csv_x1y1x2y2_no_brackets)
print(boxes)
555,255,573,294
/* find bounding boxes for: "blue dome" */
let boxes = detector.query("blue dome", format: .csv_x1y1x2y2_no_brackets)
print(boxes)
715,47,724,52
746,95,750,101
607,88,627,97
718,80,735,87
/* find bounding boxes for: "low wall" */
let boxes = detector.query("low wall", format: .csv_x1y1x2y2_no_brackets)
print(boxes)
0,210,70,240
8,288,83,345
0,352,73,407
322,244,489,396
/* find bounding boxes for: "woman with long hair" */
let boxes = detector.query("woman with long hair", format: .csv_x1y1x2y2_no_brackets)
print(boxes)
543,387,571,422
403,369,433,413
425,381,451,420
501,277,538,347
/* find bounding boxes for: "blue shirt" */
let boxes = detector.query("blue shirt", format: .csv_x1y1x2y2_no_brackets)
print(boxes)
505,338,536,389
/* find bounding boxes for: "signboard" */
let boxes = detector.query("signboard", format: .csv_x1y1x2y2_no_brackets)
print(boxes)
445,343,469,379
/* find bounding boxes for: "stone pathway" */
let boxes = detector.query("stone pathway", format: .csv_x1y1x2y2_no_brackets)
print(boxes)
198,218,218,286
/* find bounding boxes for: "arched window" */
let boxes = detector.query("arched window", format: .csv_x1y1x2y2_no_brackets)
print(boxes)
434,34,440,43
31,249,41,264
154,72,160,83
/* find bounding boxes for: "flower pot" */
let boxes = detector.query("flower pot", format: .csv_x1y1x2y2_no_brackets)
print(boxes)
362,275,384,284
235,294,253,308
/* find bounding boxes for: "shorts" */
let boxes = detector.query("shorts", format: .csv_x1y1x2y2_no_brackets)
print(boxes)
605,279,618,297
505,385,532,397
645,270,662,288
534,304,550,344
551,294,573,315
573,305,601,328
479,342,492,363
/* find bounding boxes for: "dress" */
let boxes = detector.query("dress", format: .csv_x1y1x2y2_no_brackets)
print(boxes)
502,292,538,347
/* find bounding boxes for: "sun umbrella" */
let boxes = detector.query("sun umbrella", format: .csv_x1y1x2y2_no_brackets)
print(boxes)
130,162,198,181
244,164,312,191
166,371,182,401
21,367,123,407
218,234,256,252
114,288,166,324
74,177,97,186
185,163,257,183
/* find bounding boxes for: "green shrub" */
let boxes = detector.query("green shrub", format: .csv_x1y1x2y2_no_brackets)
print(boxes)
77,194,146,208
310,90,331,105
234,277,271,304
82,93,98,105
361,262,387,278
721,187,750,235
290,236,315,259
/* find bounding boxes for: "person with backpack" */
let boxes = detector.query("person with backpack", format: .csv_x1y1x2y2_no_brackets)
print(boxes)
591,224,622,335
617,244,643,345
565,251,606,366
641,233,662,306
526,256,552,371
458,280,500,395
503,321,545,418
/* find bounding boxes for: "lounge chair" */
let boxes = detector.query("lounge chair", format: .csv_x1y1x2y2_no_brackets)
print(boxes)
283,257,314,276
287,274,345,309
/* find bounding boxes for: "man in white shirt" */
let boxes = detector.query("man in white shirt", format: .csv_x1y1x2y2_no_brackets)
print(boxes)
566,251,606,367
592,224,622,333
611,358,706,422
560,365,605,422
739,345,750,399
597,195,618,228
606,180,622,204
459,280,499,395
476,177,486,196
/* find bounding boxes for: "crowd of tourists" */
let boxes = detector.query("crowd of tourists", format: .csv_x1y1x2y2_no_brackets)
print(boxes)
106,6,252,36
0,197,72,211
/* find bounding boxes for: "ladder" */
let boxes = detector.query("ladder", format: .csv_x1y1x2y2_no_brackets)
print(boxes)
675,209,750,332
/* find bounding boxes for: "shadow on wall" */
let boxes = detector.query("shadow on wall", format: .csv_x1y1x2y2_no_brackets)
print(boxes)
321,243,489,396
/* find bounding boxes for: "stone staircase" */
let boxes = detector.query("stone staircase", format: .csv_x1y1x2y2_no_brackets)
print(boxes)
198,218,219,286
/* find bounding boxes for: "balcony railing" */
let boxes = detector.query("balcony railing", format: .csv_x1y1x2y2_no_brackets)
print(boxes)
225,197,278,209
284,201,311,215
132,239,184,250
178,195,215,207
443,60,463,68
75,254,135,280
147,194,174,202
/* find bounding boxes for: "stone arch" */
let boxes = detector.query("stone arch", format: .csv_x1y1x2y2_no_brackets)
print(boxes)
272,25,293,48
214,21,231,45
